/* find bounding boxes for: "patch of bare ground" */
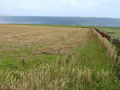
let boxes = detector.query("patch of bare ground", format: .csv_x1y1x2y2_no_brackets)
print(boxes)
0,24,89,56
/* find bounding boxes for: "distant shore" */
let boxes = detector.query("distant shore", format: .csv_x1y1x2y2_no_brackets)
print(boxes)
0,15,120,19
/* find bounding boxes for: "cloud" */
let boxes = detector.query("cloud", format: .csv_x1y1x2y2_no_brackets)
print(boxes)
0,0,120,17
0,0,113,10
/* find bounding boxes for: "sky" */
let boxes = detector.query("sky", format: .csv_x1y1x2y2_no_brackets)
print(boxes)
0,0,120,18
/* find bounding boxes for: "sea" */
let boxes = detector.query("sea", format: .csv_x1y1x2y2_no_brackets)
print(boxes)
0,16,120,27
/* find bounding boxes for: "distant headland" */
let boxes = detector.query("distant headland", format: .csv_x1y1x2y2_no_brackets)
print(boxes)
0,14,12,16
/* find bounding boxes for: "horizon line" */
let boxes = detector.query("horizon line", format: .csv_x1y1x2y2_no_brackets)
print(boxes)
0,14,120,19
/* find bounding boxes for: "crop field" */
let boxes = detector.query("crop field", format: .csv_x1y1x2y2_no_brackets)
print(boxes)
0,25,89,70
18,24,120,39
0,24,119,90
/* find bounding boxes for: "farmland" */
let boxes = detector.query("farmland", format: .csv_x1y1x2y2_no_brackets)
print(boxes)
96,27,120,39
18,24,120,39
0,24,88,70
0,24,119,90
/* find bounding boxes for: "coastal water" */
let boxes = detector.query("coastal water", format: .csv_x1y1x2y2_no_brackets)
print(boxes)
0,16,120,27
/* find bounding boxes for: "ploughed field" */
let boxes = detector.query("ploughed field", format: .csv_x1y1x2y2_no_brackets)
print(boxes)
0,24,119,90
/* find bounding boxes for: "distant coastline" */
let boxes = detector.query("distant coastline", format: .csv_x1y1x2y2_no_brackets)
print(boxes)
0,16,120,27
0,14,120,19
79,16,120,19
0,14,12,16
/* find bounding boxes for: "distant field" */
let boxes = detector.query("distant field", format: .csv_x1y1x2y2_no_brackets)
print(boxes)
0,24,119,89
16,24,120,39
96,27,120,39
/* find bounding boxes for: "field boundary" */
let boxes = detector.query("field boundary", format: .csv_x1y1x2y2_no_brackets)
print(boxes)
92,28,120,79
92,28,119,59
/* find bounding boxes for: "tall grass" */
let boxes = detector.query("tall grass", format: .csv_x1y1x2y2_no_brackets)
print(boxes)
92,28,117,60
0,30,119,90
92,28,120,80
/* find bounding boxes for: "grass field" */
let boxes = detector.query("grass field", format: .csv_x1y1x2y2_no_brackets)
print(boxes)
0,24,119,89
96,27,120,39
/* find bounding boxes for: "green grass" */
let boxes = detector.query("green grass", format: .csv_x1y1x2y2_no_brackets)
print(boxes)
0,47,60,71
96,27,120,39
15,24,90,27
72,30,120,89
76,34,111,71
0,29,119,89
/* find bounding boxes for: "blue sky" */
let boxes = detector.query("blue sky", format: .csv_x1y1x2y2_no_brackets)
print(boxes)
0,0,120,18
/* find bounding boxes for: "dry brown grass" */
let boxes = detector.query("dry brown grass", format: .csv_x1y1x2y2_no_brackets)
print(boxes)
0,24,89,56
0,55,112,90
0,26,119,90
92,28,118,61
92,28,120,80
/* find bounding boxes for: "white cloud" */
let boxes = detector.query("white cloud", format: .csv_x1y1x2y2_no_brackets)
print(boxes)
0,0,120,17
0,0,113,10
